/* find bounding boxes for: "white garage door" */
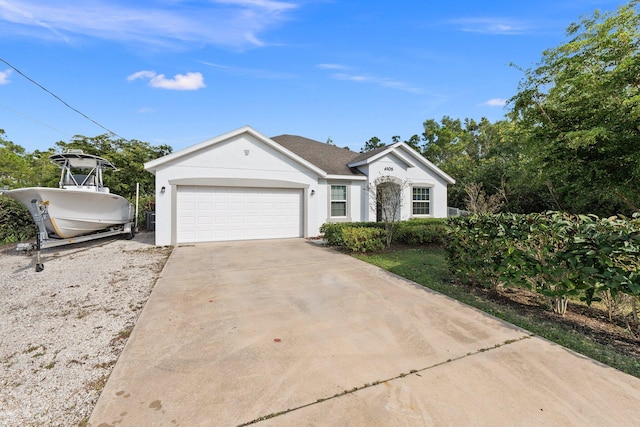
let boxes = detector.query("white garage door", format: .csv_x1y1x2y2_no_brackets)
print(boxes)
177,186,303,243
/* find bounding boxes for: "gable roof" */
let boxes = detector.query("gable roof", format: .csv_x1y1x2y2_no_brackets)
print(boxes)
144,125,454,184
144,126,326,176
270,135,363,176
348,144,393,164
348,142,456,184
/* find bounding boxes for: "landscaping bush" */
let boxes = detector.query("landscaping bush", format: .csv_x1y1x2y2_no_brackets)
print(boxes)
321,219,447,249
320,222,384,246
0,196,37,243
446,212,640,317
341,226,386,252
395,218,448,245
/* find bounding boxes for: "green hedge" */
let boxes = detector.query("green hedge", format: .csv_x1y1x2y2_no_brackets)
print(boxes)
395,218,447,245
320,218,447,252
0,196,37,243
342,227,386,252
446,212,640,315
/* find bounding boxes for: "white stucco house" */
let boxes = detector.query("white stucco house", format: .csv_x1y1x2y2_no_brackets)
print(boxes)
144,125,455,246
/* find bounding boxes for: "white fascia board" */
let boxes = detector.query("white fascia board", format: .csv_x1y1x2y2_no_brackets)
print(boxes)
346,142,406,168
144,125,327,177
397,145,456,184
349,142,416,168
347,142,455,184
325,174,367,181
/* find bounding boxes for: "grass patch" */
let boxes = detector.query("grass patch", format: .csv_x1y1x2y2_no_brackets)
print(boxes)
354,246,640,378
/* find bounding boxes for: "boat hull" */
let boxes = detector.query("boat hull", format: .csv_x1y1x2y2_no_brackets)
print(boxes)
3,187,134,239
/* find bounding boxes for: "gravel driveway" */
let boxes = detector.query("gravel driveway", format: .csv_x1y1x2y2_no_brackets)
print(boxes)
0,232,172,427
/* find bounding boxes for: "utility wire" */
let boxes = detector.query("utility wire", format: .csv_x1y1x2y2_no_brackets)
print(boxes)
0,57,126,140
0,102,73,137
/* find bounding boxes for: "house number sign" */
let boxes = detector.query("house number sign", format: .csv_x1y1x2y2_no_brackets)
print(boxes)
384,166,394,171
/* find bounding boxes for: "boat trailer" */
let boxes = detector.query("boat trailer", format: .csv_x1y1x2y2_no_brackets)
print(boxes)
16,198,137,272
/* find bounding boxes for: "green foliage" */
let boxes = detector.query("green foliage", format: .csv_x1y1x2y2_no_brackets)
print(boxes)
0,196,37,243
341,227,386,253
56,134,172,200
394,218,447,245
321,219,448,249
447,212,640,316
0,132,171,243
360,136,385,153
1,131,58,189
135,195,156,230
320,222,384,246
445,214,507,290
510,1,640,215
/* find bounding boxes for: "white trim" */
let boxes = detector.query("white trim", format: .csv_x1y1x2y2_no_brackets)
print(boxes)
348,143,455,185
168,177,309,189
145,125,327,177
410,184,433,217
326,174,367,181
328,182,351,221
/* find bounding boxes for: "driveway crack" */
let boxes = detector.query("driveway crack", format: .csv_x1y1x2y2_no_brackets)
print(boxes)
237,334,533,426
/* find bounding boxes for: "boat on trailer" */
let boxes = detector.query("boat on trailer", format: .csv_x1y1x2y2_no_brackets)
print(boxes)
1,150,137,271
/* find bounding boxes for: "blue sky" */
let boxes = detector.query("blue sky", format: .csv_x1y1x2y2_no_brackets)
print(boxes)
0,0,629,153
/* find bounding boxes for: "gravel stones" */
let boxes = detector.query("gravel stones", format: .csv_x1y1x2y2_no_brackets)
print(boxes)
0,232,172,427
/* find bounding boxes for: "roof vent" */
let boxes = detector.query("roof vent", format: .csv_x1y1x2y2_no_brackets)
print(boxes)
66,149,84,154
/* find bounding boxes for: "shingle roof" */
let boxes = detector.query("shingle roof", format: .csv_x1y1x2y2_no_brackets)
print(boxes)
348,144,392,164
271,134,365,176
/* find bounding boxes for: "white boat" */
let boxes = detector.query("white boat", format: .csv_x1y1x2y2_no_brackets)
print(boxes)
2,150,135,239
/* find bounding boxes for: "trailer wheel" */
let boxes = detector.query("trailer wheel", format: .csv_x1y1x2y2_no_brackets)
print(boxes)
126,227,136,240
36,263,44,272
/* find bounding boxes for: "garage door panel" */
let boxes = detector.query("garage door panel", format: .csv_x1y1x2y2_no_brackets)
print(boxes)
177,186,303,243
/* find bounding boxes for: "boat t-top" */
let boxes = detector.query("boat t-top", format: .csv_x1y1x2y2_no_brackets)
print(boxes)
1,149,137,271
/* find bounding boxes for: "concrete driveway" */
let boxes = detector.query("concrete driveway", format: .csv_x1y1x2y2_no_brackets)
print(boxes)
89,239,640,426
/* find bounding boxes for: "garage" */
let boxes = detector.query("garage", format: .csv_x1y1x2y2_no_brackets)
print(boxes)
176,186,303,243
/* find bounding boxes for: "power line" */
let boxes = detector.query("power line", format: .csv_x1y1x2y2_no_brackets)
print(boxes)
0,102,73,137
0,57,126,140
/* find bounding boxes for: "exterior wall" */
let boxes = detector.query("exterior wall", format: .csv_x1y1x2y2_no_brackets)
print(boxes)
148,132,452,245
319,178,367,228
152,133,321,246
363,150,450,220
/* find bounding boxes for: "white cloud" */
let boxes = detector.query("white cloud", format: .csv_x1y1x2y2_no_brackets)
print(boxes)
127,70,156,82
483,98,508,107
128,70,206,91
0,68,11,84
200,61,295,79
316,63,348,70
450,17,529,35
330,72,424,94
0,0,300,49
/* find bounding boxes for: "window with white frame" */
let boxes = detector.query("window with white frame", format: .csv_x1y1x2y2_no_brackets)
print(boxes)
412,186,430,215
330,185,347,217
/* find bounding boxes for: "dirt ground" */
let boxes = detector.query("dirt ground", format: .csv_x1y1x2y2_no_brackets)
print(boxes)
469,284,640,363
0,232,172,427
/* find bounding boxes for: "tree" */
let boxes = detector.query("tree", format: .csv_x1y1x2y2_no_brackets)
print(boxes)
56,134,172,199
464,182,505,214
367,175,410,247
509,0,640,215
361,136,385,152
419,116,537,212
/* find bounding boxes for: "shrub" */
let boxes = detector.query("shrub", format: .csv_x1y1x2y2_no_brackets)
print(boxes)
342,227,386,252
0,196,37,243
320,222,384,246
446,211,640,317
395,218,447,245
